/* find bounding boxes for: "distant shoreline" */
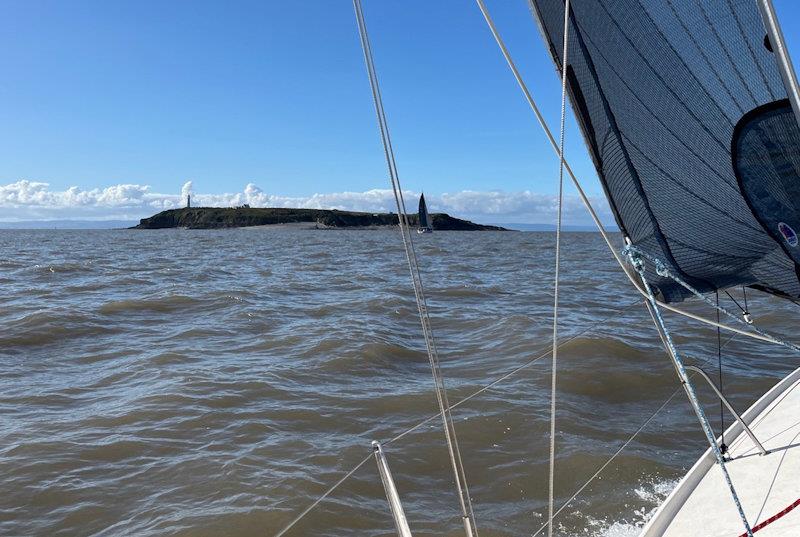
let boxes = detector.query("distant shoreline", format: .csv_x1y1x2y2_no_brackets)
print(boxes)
132,207,509,231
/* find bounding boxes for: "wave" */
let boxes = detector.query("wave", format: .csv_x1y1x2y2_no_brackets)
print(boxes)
98,295,202,315
3,229,792,536
0,310,116,347
29,262,90,274
432,284,514,299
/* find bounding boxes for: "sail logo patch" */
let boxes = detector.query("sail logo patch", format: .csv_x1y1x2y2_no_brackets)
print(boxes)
778,222,798,247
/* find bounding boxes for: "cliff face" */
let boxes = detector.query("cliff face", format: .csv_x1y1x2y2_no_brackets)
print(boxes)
133,207,507,231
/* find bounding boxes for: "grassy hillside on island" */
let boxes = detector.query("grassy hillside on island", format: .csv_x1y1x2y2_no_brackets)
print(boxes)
133,207,508,231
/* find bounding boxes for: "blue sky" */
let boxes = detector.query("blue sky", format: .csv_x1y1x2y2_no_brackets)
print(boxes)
0,0,798,223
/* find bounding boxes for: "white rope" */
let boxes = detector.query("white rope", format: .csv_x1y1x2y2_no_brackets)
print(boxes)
474,0,784,347
548,2,571,535
352,2,478,535
627,246,800,354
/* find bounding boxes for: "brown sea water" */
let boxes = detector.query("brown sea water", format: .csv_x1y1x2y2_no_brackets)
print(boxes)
1,228,798,537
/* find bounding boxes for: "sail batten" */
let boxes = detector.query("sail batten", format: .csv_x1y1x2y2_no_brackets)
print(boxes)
529,0,800,302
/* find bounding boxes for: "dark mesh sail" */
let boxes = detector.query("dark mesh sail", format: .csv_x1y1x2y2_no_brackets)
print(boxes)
529,0,800,302
419,193,431,229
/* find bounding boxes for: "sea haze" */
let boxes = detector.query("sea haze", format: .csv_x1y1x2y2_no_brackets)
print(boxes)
0,219,137,229
496,222,620,232
1,228,796,536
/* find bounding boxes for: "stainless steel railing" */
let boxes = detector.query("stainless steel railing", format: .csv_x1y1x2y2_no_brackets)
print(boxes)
684,365,768,456
372,441,414,537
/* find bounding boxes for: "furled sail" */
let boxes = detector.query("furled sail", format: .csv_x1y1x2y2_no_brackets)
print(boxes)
529,0,800,302
418,193,432,230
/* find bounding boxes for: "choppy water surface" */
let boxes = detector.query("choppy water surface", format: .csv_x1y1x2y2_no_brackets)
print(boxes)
1,228,798,537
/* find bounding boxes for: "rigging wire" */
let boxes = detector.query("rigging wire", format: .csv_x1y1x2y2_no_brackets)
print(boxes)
548,1,571,535
272,454,373,537
271,296,747,537
627,249,754,537
530,333,738,537
723,289,746,315
383,299,642,448
474,0,789,348
269,299,641,537
716,291,726,454
626,246,800,353
467,5,795,536
742,286,752,324
743,286,749,314
278,2,799,535
351,1,478,535
723,288,752,324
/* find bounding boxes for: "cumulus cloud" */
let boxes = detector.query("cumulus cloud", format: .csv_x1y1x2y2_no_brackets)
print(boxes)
180,181,193,207
0,179,613,225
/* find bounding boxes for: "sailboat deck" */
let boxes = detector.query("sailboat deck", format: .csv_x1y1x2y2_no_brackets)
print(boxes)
642,368,800,537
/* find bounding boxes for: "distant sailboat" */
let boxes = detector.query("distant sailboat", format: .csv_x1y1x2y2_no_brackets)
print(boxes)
417,193,432,234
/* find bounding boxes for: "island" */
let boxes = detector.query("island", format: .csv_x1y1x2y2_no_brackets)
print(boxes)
132,207,508,231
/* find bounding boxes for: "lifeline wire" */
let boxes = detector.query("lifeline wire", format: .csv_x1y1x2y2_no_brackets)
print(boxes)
269,298,641,537
272,454,373,537
475,0,787,348
547,1,571,535
352,2,478,535
383,299,642,448
530,332,738,537
271,295,727,537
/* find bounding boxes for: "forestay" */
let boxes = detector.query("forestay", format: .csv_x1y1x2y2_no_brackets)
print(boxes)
528,0,800,303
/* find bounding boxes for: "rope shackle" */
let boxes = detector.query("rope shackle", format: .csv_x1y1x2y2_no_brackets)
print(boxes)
622,246,646,274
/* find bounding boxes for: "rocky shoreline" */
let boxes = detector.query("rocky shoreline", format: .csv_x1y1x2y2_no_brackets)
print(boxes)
133,207,508,231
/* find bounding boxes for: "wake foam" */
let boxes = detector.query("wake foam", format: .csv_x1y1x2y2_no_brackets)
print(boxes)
576,477,679,537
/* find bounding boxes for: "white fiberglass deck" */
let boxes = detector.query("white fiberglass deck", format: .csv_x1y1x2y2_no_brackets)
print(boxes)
642,367,800,537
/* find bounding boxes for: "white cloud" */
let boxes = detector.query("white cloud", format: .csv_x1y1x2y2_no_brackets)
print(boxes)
180,181,193,207
0,180,614,225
